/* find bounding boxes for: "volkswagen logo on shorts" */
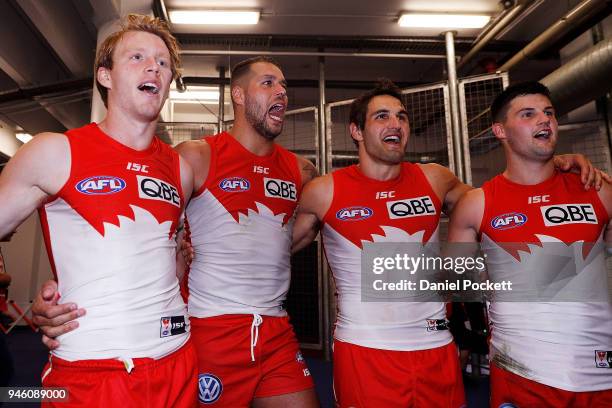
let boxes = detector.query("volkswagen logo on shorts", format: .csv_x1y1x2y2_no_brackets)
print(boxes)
198,373,223,404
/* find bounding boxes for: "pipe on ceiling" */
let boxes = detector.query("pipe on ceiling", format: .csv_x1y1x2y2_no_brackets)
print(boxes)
458,0,535,69
180,50,447,59
499,0,610,72
541,37,612,115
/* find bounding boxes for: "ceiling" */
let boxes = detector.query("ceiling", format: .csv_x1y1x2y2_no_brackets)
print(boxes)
0,0,609,137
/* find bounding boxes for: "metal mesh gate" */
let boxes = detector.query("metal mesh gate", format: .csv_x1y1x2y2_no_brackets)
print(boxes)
156,122,218,146
325,83,454,172
459,72,509,187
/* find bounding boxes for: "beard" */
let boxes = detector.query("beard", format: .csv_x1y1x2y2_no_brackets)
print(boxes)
244,96,283,140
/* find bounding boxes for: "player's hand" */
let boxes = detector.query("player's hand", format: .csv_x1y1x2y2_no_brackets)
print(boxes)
181,239,195,266
553,154,611,190
31,280,85,350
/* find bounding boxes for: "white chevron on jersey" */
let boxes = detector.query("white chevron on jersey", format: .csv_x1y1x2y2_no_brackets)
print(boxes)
45,200,189,361
187,190,293,318
482,231,612,391
323,223,451,351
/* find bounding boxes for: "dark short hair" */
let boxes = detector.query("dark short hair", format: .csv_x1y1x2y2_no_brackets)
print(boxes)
230,56,283,87
348,79,404,146
349,79,403,130
490,81,552,123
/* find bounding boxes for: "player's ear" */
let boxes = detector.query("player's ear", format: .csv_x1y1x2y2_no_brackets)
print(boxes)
491,122,506,141
350,123,363,143
97,67,112,90
231,86,245,106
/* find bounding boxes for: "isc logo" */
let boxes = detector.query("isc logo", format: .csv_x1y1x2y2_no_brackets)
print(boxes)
76,176,126,195
219,177,250,192
336,206,373,221
264,177,297,201
541,204,597,226
386,196,436,219
491,212,528,230
137,175,180,207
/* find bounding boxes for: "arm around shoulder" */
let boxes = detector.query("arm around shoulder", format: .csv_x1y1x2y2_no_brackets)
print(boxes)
0,132,70,239
292,174,333,254
420,163,472,215
447,188,485,243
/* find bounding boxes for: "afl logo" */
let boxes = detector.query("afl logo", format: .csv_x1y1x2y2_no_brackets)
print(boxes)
219,177,250,192
75,176,126,195
198,373,223,404
336,206,373,221
491,212,527,230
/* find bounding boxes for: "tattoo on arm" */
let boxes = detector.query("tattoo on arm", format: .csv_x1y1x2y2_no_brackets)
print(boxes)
302,161,319,184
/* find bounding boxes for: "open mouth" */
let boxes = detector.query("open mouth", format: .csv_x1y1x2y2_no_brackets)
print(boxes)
383,134,401,144
534,128,552,140
137,82,160,95
268,103,286,122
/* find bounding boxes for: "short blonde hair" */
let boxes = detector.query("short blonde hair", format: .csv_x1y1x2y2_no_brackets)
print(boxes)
94,14,181,106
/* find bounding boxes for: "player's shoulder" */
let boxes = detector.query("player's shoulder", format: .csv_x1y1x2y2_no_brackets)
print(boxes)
174,139,211,160
417,162,455,179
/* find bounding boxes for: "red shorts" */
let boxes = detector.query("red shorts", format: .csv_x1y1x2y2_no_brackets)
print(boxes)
41,339,197,408
333,340,466,408
190,314,314,407
491,363,612,408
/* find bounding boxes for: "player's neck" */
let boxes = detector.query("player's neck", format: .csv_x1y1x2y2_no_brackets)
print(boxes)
230,117,275,156
99,107,158,150
503,157,555,185
358,153,401,181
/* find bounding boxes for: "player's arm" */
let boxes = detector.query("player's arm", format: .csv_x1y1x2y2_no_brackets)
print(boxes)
296,154,319,186
292,174,333,254
553,153,611,190
448,188,485,243
174,140,211,194
596,181,612,251
0,132,69,239
419,163,473,216
1,133,78,348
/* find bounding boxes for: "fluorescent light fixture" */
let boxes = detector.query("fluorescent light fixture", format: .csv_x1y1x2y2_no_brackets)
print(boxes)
16,132,33,143
169,10,260,25
398,13,490,29
170,86,220,102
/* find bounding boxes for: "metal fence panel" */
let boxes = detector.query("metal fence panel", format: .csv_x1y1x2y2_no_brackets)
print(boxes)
458,72,509,187
325,83,453,171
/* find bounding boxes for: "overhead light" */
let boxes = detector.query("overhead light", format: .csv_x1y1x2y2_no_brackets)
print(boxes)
398,13,490,29
169,10,260,25
16,132,33,143
170,86,220,102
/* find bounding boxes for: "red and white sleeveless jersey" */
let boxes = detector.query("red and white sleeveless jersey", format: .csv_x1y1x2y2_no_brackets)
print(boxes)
39,123,189,361
186,132,302,317
480,172,611,391
322,163,452,351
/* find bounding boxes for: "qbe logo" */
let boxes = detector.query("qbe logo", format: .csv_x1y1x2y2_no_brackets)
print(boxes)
76,176,126,195
264,177,297,201
336,206,373,221
137,175,180,208
491,212,528,230
219,177,250,192
198,373,223,404
386,196,436,219
541,204,597,227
